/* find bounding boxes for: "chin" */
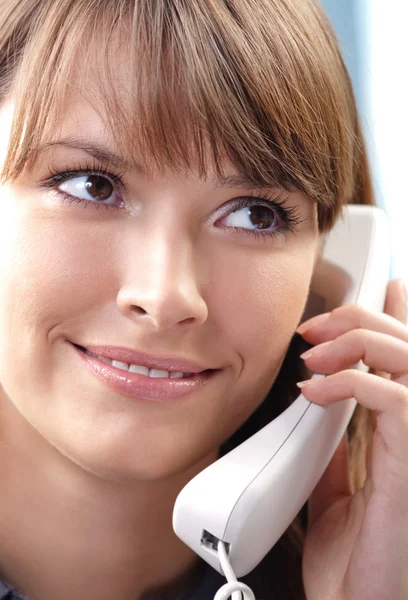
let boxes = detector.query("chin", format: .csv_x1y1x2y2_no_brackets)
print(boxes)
52,435,218,485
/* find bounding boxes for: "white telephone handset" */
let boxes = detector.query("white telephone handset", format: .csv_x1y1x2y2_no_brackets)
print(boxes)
172,205,391,577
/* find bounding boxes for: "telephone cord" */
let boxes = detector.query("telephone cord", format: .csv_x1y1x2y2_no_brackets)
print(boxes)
213,541,256,600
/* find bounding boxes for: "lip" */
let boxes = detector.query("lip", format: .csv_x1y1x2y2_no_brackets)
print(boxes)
71,343,220,401
70,342,214,374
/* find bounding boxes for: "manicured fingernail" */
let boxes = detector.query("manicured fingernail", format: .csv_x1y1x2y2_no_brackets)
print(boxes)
299,340,332,360
296,312,330,334
299,350,313,360
296,380,311,388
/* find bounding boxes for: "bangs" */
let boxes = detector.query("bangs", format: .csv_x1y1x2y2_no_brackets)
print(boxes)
1,0,362,230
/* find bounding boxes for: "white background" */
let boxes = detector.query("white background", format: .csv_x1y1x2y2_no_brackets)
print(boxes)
366,0,408,286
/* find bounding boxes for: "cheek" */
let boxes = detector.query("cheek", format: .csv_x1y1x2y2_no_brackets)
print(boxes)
208,248,314,393
0,198,114,372
0,206,109,318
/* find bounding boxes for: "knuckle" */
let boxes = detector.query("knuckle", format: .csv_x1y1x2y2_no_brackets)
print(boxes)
347,368,364,383
332,304,365,325
338,329,367,354
336,368,362,385
342,328,366,343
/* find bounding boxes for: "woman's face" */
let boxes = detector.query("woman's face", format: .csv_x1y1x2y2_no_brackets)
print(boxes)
0,93,320,482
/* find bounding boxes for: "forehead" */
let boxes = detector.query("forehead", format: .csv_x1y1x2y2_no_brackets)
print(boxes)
39,22,288,186
26,75,283,191
1,7,335,216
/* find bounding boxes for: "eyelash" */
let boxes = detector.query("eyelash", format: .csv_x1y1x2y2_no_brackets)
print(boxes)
40,161,305,241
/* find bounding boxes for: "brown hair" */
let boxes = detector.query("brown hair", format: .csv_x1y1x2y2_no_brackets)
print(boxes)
0,0,374,598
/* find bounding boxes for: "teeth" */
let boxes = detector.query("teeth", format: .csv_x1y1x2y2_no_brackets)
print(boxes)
129,364,150,376
86,350,190,378
169,371,185,379
111,360,129,371
148,369,168,378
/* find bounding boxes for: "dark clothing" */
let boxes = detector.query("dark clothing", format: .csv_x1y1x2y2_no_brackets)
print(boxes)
0,579,30,600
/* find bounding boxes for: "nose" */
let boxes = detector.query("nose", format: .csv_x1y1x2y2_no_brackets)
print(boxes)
116,227,209,332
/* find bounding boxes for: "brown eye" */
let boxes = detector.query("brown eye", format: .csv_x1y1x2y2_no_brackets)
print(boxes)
247,206,277,229
57,173,118,205
84,175,113,201
222,202,278,232
217,194,302,241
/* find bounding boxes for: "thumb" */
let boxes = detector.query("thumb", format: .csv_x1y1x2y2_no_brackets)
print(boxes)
307,431,352,531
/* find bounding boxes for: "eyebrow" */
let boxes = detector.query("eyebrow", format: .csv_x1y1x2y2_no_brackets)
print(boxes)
34,137,139,173
214,174,279,190
34,137,281,190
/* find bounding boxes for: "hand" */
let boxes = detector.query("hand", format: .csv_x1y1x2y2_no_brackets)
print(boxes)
295,278,408,600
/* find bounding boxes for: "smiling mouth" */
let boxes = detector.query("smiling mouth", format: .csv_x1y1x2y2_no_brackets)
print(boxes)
71,343,214,379
71,340,220,401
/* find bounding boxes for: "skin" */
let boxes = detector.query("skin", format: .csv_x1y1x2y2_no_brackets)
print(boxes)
1,46,407,600
0,90,319,600
299,283,408,600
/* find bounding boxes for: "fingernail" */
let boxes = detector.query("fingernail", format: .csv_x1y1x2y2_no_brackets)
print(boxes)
299,350,313,360
296,312,330,334
296,380,311,388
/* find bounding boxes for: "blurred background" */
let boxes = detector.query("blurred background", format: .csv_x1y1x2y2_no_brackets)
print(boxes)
322,0,408,287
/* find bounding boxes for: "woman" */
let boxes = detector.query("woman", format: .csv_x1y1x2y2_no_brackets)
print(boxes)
0,0,407,599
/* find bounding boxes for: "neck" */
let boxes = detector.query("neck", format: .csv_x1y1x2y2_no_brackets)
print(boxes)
0,398,217,600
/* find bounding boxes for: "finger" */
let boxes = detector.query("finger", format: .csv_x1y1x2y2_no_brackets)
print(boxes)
372,279,407,380
296,303,408,348
297,370,408,458
299,329,408,383
297,279,408,381
365,290,403,484
307,431,352,530
384,278,408,325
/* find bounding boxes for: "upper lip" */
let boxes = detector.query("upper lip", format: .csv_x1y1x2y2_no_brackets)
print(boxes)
72,343,216,374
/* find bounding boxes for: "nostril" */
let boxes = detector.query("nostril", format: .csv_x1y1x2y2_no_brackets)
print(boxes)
130,306,149,316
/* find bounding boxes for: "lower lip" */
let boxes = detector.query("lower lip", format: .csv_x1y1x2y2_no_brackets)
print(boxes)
71,343,220,401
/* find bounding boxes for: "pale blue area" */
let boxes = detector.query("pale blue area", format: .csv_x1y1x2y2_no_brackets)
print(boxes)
320,1,395,277
321,0,366,113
